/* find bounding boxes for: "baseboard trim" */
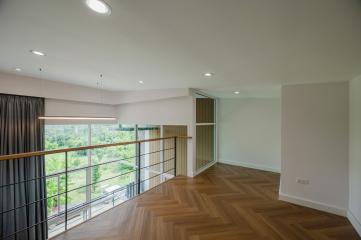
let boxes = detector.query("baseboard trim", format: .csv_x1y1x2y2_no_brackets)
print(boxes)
193,160,217,177
347,210,361,236
219,159,280,173
279,192,347,217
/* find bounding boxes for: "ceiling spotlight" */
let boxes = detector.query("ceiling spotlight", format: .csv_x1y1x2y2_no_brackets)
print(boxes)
204,73,214,77
30,50,46,56
14,68,22,72
85,0,111,15
139,81,144,84
234,91,240,95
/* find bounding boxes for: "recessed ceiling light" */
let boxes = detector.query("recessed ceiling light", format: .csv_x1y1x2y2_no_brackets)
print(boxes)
234,91,240,95
85,0,111,15
14,68,22,72
139,81,144,84
30,50,46,56
204,73,214,77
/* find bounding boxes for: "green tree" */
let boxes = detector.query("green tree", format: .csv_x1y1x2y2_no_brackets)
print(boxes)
92,165,101,191
45,124,137,211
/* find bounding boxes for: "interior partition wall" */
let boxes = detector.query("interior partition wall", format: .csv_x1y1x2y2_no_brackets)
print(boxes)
137,125,161,192
195,94,216,171
163,126,188,176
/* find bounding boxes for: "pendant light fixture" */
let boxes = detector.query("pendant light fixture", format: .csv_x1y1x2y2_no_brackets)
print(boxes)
39,74,117,121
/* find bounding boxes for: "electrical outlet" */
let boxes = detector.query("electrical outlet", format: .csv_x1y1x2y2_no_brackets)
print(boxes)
296,178,310,185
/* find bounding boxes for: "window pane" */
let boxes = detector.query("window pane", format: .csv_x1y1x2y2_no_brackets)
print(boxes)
45,124,89,237
91,124,135,144
45,125,89,174
91,124,136,164
65,169,87,229
90,124,137,216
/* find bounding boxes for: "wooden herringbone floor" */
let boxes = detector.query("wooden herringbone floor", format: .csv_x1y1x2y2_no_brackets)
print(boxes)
53,163,360,240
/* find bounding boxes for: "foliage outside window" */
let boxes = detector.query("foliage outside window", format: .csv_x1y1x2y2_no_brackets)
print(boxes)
44,124,136,217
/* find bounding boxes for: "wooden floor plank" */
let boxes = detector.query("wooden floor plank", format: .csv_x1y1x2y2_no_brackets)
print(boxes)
52,163,360,240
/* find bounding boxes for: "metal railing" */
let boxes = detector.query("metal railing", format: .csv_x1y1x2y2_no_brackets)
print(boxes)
0,136,189,240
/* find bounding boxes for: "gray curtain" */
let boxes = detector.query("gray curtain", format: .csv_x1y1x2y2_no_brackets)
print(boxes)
0,94,47,240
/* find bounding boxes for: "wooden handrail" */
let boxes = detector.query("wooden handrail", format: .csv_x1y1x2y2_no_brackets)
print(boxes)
0,136,192,161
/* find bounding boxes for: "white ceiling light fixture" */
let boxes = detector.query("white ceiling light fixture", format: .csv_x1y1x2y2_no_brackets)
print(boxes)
39,116,117,121
30,50,46,56
138,80,144,84
204,72,214,78
85,0,112,15
234,91,240,95
14,67,22,72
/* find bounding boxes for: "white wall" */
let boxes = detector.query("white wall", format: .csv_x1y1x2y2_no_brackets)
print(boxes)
0,72,117,104
1,72,192,124
0,72,118,123
0,72,191,105
280,82,349,216
116,96,193,126
218,98,281,172
110,89,190,104
117,96,195,177
348,77,361,235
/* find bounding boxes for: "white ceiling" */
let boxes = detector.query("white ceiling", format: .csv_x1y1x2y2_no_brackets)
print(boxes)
0,0,361,97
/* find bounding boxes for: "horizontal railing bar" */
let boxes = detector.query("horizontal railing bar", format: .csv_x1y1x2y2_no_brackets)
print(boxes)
139,168,175,185
46,147,174,178
60,157,174,197
0,148,175,189
62,170,137,196
0,135,182,240
139,147,175,157
55,183,136,217
0,169,136,216
0,136,191,161
0,155,136,189
50,168,176,219
0,170,176,240
48,156,137,177
62,158,174,200
139,157,175,171
47,182,135,221
0,158,175,216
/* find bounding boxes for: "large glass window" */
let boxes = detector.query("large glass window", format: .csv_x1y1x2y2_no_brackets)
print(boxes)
45,125,89,174
45,124,136,237
44,123,179,237
89,125,136,217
